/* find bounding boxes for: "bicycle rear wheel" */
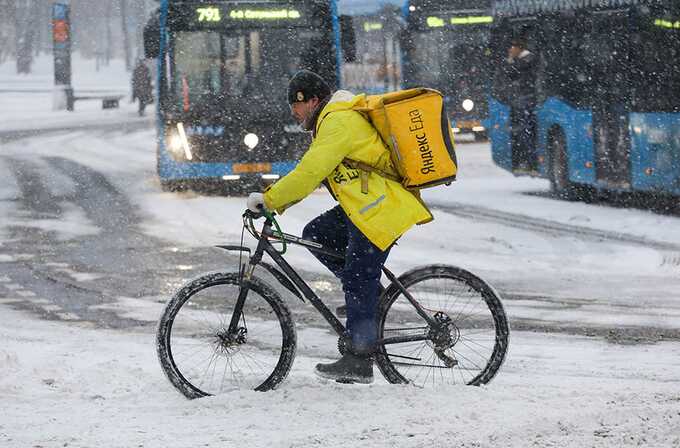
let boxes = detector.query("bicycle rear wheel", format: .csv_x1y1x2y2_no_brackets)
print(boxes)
157,272,296,398
375,265,509,386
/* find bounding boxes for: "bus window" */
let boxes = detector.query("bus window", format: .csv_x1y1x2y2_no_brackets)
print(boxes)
405,30,442,88
406,27,490,92
222,34,246,95
588,12,630,104
543,16,591,107
173,32,222,107
631,14,680,112
172,28,324,108
252,28,326,98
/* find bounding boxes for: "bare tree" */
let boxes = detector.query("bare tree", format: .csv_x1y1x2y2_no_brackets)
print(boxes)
120,0,131,70
15,0,36,73
0,0,154,69
0,0,16,64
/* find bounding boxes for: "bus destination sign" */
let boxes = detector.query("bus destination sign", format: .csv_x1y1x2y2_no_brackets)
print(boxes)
424,14,493,28
181,3,304,27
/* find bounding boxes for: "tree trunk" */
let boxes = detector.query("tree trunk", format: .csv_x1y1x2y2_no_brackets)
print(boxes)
0,0,17,64
105,0,112,66
120,0,131,70
15,0,35,74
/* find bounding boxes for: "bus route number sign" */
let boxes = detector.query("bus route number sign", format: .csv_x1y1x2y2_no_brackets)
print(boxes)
191,5,303,26
197,6,222,22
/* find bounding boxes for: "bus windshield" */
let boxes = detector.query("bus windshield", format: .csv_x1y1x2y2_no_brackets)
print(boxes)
406,27,490,90
171,27,325,111
404,25,492,116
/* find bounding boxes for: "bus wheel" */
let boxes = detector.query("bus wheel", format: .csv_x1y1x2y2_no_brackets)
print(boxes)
161,180,184,192
549,131,577,200
160,180,173,192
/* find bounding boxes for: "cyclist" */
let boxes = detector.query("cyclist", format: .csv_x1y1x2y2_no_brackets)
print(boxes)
247,70,432,384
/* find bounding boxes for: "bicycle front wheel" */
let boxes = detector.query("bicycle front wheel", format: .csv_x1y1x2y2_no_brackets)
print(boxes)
157,272,296,398
375,265,509,386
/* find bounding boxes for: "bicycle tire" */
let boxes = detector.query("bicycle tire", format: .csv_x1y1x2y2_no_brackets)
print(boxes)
157,271,296,398
374,265,509,386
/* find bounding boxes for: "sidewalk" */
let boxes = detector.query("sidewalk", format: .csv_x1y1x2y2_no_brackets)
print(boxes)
0,55,152,133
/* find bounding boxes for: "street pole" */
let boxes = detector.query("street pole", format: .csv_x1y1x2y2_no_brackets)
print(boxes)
52,1,73,111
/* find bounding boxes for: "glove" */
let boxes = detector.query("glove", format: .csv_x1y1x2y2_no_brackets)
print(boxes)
247,192,266,213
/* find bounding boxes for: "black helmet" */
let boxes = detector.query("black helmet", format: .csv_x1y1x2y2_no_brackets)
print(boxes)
287,70,331,105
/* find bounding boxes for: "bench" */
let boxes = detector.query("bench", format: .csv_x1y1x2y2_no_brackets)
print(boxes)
65,90,125,111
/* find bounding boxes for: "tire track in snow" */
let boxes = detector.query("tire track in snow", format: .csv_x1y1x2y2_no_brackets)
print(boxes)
432,202,680,252
0,120,151,143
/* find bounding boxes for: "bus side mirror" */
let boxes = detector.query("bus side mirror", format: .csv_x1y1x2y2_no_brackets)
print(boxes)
143,19,160,59
339,15,356,63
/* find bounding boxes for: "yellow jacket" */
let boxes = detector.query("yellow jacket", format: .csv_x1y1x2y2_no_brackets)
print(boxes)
264,91,432,251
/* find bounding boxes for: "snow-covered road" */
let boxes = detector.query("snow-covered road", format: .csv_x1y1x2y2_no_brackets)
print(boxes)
2,126,680,447
2,304,679,448
2,55,680,447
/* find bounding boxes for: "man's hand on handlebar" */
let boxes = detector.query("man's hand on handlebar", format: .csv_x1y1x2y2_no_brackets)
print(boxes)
247,192,266,213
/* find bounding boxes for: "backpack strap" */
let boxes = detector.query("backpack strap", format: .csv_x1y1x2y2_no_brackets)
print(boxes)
343,158,401,194
316,103,402,193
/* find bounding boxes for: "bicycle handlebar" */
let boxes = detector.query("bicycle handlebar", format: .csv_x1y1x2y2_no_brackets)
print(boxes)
243,208,265,220
242,208,287,254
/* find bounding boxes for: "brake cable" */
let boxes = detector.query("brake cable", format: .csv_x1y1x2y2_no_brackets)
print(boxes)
242,210,287,255
238,219,247,283
262,209,287,255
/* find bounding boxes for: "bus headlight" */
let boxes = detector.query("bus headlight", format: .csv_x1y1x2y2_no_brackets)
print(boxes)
167,123,193,161
462,99,474,112
169,134,183,154
244,133,259,149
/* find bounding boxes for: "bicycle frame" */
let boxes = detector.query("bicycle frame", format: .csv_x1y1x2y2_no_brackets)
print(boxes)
227,212,440,347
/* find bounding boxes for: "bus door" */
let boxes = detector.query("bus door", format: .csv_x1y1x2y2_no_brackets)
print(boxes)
590,10,632,189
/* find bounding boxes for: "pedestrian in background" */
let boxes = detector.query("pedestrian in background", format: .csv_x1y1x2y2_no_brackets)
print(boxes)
132,59,153,116
504,37,537,172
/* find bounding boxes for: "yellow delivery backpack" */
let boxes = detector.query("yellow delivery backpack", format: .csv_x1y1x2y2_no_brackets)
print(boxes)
350,87,458,190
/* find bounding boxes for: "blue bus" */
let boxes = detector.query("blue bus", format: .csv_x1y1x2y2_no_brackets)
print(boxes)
488,0,680,198
402,0,494,141
143,0,350,192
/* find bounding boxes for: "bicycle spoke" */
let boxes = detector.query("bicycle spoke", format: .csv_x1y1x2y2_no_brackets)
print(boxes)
378,268,508,387
164,277,290,395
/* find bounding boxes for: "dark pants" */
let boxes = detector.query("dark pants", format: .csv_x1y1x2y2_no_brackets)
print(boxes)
510,105,536,170
302,206,390,353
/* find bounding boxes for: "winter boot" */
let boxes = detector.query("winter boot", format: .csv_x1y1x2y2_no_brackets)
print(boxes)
315,352,373,384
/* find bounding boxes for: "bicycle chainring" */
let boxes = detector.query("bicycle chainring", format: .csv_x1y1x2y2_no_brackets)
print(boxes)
337,335,350,356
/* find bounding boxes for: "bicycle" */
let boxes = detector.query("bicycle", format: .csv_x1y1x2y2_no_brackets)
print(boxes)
156,209,510,399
